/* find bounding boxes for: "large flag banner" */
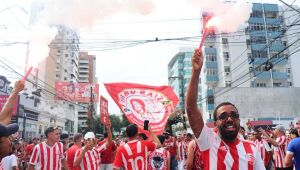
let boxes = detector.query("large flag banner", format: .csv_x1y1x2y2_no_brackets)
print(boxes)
100,96,110,125
0,95,18,116
55,82,99,103
104,83,179,135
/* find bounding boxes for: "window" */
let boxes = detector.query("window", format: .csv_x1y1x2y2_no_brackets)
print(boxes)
222,38,228,44
56,74,59,78
64,69,67,73
250,11,263,18
256,83,266,87
223,52,229,61
207,95,214,104
65,54,69,57
225,81,231,87
288,82,293,86
287,68,291,73
64,77,67,80
273,82,282,87
206,54,217,62
224,66,230,73
207,68,218,76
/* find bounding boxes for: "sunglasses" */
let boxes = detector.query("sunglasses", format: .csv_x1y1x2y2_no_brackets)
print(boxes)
217,111,239,120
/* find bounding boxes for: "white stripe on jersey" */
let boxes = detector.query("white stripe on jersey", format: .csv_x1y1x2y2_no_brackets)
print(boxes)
124,144,133,156
137,141,141,153
197,125,265,170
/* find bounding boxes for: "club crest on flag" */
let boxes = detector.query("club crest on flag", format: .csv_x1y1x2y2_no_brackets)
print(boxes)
104,83,179,135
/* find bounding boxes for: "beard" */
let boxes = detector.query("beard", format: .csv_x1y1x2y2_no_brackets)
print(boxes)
218,124,240,142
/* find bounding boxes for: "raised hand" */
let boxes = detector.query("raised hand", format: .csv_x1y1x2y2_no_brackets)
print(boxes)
192,49,204,71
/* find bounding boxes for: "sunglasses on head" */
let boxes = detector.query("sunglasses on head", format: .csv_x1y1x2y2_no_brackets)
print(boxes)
217,111,239,120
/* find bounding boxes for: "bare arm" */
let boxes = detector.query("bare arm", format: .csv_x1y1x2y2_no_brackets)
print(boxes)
61,159,69,170
259,129,279,147
106,123,113,147
186,141,195,170
148,126,161,148
0,80,24,125
186,49,204,138
284,153,293,167
167,151,171,170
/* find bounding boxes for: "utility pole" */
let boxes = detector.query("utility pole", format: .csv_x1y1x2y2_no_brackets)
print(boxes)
88,86,94,132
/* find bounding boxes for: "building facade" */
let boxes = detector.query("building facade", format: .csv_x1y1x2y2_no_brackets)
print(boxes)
168,3,297,125
77,52,97,132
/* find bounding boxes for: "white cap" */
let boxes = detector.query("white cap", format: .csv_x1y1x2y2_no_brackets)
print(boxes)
84,132,95,140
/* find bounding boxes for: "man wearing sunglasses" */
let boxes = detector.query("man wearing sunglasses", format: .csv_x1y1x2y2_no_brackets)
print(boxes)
186,49,265,170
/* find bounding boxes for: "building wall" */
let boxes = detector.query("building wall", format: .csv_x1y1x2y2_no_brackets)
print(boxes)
214,87,300,126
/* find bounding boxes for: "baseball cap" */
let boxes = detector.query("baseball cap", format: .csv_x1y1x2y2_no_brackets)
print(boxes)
84,132,95,140
274,125,285,132
0,123,19,138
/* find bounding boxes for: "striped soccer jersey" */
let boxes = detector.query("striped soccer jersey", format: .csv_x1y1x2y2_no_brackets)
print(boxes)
29,142,64,170
113,140,156,170
177,140,188,161
74,143,106,170
274,135,288,168
254,139,271,166
197,125,265,170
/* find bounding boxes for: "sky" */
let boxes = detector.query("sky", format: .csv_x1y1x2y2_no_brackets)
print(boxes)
0,0,299,115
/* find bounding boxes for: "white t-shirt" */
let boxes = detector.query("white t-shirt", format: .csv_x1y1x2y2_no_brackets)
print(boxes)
1,154,18,170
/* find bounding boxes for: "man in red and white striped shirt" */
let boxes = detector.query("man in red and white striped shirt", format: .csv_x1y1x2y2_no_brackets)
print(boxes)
113,124,161,170
253,129,272,168
28,127,68,170
261,125,293,170
186,49,265,170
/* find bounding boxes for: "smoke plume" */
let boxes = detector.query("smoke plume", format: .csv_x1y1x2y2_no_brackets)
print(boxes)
28,0,155,67
190,0,252,32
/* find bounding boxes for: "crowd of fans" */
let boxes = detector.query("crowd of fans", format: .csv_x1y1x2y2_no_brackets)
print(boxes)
1,124,299,170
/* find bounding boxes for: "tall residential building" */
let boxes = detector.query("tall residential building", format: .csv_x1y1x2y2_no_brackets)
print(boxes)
77,52,97,132
168,3,297,124
38,26,80,134
168,48,202,119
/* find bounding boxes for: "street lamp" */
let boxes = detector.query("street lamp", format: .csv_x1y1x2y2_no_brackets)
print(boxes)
168,75,187,130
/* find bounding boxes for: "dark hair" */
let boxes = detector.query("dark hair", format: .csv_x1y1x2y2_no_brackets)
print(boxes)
186,133,193,138
45,127,59,137
73,133,83,142
157,135,165,145
139,133,148,140
60,133,69,140
213,102,238,121
290,129,299,137
103,132,108,138
126,124,138,138
240,126,245,131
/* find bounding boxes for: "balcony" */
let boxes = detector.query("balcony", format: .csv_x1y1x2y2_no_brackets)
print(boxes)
272,72,288,80
204,48,217,54
270,43,284,52
265,18,280,25
263,4,279,12
251,44,267,51
252,3,263,11
271,57,287,66
248,17,264,24
254,71,271,80
206,75,218,82
250,30,265,36
268,31,281,39
205,61,218,68
252,58,268,65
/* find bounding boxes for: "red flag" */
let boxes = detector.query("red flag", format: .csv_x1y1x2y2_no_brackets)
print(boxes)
100,96,110,125
104,83,179,135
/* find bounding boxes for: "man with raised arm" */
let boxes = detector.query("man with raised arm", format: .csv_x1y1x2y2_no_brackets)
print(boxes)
186,49,265,170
